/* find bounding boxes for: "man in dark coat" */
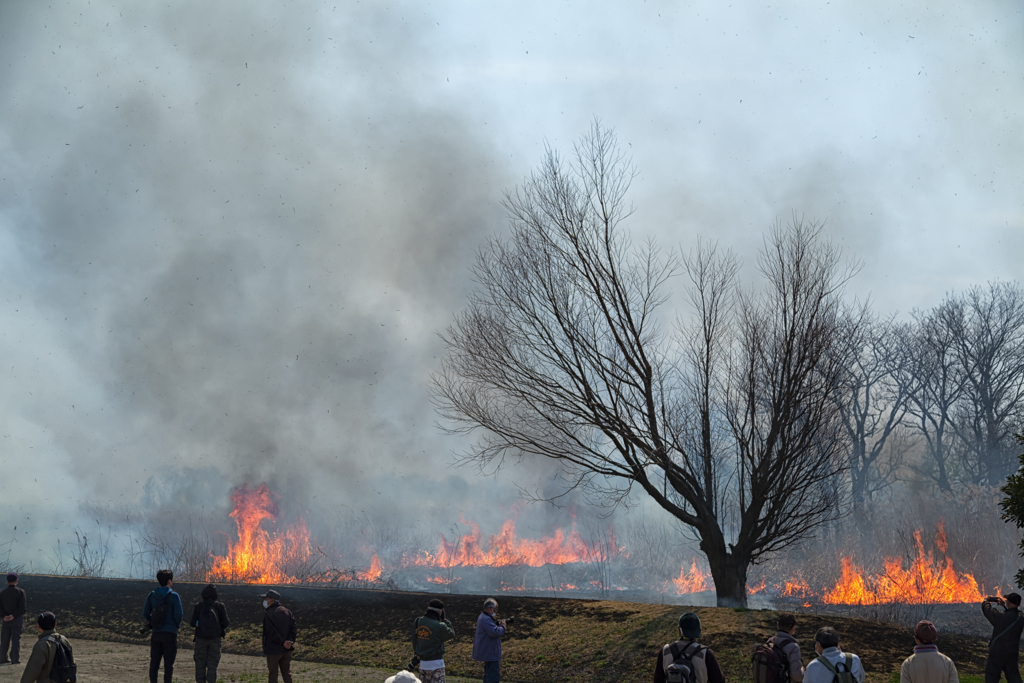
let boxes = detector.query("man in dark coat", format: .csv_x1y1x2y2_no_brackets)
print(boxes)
1,572,27,665
260,589,297,683
982,593,1024,683
190,583,230,683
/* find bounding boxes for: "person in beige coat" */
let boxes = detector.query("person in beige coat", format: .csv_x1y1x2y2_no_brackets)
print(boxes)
900,620,958,683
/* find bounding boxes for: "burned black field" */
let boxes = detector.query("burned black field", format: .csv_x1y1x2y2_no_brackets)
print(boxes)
16,574,1002,683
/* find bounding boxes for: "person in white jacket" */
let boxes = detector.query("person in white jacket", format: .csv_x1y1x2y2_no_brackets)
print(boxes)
804,627,865,683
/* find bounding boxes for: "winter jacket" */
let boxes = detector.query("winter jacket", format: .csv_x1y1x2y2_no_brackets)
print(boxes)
983,601,1023,655
0,585,27,619
900,644,958,683
472,612,506,662
804,648,865,683
18,630,68,683
190,599,230,639
653,640,726,683
770,631,805,682
142,585,184,635
412,615,456,661
262,603,297,655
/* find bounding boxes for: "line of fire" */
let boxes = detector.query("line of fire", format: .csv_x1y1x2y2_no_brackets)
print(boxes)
197,482,1005,609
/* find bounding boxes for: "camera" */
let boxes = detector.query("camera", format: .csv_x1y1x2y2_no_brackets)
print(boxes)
503,615,516,625
987,597,1003,603
138,622,153,635
407,656,420,671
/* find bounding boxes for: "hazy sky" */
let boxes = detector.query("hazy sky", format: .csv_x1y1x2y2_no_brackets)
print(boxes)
0,0,1021,564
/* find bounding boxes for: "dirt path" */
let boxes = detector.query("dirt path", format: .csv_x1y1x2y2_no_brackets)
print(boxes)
0,636,476,683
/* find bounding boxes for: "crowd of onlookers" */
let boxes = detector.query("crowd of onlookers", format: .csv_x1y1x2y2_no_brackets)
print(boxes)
653,592,1024,683
0,570,293,683
3,568,1024,683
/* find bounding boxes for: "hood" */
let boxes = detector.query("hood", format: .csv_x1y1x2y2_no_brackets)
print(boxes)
201,584,218,601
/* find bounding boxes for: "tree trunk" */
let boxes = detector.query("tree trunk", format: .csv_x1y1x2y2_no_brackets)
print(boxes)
705,547,748,607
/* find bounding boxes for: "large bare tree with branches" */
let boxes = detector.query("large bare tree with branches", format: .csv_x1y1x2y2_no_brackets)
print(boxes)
432,125,857,606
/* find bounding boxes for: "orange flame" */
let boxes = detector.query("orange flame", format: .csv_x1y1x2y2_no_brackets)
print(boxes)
822,524,983,605
669,561,711,594
410,518,618,568
358,552,382,582
209,483,313,584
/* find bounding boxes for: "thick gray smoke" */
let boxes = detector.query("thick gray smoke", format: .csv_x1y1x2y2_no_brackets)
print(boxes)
0,1,533,558
0,0,1022,576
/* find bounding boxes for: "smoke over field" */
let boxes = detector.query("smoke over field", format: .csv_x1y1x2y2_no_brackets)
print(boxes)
1,0,1023,615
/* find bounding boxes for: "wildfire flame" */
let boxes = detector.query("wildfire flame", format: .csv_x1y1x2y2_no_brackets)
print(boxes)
670,561,711,594
209,483,313,584
208,484,993,604
410,517,618,568
667,523,985,605
821,524,983,605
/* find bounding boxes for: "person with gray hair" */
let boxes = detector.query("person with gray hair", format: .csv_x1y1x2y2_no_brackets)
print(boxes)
472,598,507,683
803,627,864,683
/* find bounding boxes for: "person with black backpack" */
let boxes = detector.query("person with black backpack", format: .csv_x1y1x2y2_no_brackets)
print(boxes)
142,569,183,683
654,612,726,683
18,611,76,683
803,627,864,683
753,613,805,683
190,584,230,683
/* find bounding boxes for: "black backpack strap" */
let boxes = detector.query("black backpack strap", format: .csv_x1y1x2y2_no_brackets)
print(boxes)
992,614,1023,643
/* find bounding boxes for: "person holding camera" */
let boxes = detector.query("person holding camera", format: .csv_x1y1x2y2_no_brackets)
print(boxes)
412,599,455,683
142,569,184,683
982,593,1024,683
473,598,509,683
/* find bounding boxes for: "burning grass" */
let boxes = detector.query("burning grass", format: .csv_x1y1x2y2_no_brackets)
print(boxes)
197,483,1007,609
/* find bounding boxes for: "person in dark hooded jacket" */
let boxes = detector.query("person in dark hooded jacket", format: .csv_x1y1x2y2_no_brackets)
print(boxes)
189,583,230,683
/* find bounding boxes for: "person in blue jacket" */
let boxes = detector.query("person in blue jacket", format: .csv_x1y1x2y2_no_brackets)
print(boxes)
142,569,184,683
472,598,509,683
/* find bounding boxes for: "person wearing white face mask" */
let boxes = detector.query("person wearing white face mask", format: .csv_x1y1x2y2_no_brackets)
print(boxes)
258,589,296,683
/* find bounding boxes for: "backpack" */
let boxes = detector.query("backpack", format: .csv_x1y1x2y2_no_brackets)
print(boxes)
752,638,789,683
149,592,169,631
195,602,221,640
47,634,76,683
662,640,706,683
817,654,855,683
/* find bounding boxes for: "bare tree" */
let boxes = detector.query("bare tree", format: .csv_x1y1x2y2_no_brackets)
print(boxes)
832,313,916,510
902,309,966,491
432,124,857,606
940,282,1024,485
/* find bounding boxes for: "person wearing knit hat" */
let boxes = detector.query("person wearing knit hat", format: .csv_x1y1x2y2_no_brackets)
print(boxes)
18,611,75,683
654,612,726,683
412,599,456,683
0,572,27,665
899,620,957,683
982,593,1024,683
